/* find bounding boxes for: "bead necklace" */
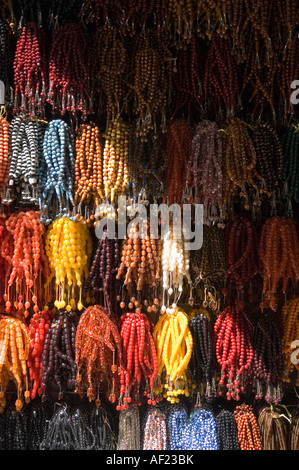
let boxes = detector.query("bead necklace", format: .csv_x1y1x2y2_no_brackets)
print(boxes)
41,310,77,401
103,117,129,202
281,297,299,385
118,310,158,409
180,407,218,450
203,33,239,117
251,121,284,200
116,220,160,313
130,127,167,197
40,402,95,450
1,210,49,317
234,404,262,450
215,409,240,450
252,311,284,403
0,112,10,200
258,405,289,450
279,32,299,120
27,309,52,400
214,305,254,400
27,398,51,450
171,35,204,119
74,122,103,211
161,225,192,311
167,403,188,450
88,401,117,450
0,315,30,412
190,224,226,289
131,33,171,141
47,23,91,118
223,118,259,204
0,19,12,104
185,120,223,222
75,304,122,405
153,306,193,403
142,406,167,450
117,405,141,450
8,116,47,205
282,123,299,208
224,215,259,307
45,216,92,312
239,0,278,119
189,312,216,402
4,404,28,449
259,216,299,311
39,119,75,221
164,119,192,205
91,29,128,124
84,231,119,314
13,21,48,118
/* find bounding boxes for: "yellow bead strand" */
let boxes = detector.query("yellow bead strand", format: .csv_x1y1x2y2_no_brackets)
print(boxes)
45,217,92,311
153,307,193,402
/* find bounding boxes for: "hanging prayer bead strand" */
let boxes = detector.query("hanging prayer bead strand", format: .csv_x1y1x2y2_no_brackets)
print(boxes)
223,118,259,205
153,307,193,403
47,23,92,118
41,310,78,402
215,409,240,450
0,315,31,412
75,304,122,405
45,216,92,312
203,32,239,117
164,119,192,205
117,405,141,450
83,230,120,313
102,118,129,202
27,309,53,399
282,123,299,209
0,112,10,201
185,120,223,222
39,119,75,221
142,406,167,450
214,305,254,400
1,210,49,317
252,311,284,403
116,219,160,313
258,405,290,450
74,122,104,212
118,311,158,409
259,216,299,311
224,215,259,307
8,116,47,205
189,312,216,402
234,404,262,450
13,21,48,118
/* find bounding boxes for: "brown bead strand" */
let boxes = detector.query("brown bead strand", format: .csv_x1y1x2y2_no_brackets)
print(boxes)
74,122,104,213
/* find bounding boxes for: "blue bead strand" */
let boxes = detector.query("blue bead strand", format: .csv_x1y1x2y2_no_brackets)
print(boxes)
39,119,75,222
180,408,219,450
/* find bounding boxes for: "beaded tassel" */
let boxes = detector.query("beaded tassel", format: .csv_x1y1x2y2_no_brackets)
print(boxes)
0,316,31,412
153,307,193,403
142,406,167,450
75,305,122,405
45,216,92,312
39,119,75,222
